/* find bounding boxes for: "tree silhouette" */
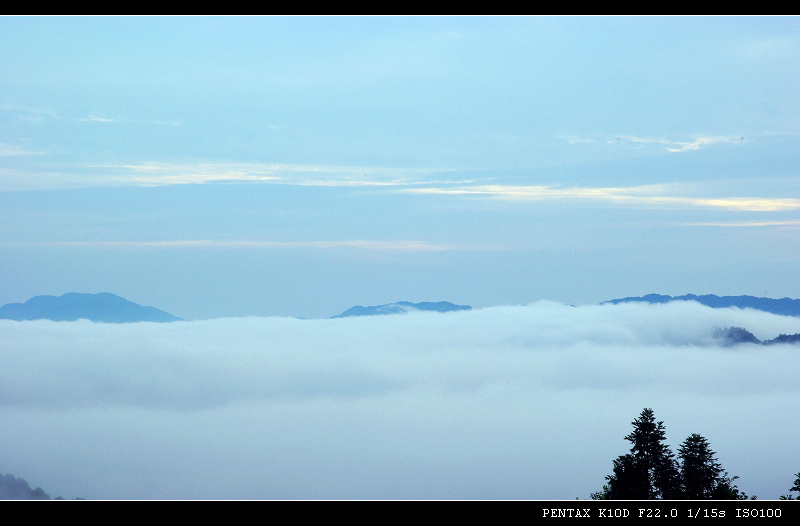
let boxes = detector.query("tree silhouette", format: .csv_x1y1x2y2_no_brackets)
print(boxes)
593,408,680,499
594,409,748,500
678,433,745,499
779,472,800,500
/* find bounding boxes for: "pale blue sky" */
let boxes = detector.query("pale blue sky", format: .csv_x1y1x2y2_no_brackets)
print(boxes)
2,16,799,318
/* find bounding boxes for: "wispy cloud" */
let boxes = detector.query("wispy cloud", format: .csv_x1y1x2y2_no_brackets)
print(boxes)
663,136,742,153
735,35,800,61
681,220,800,228
562,134,744,153
616,135,742,153
12,239,476,252
407,184,800,212
0,105,60,123
77,114,116,123
560,135,596,145
88,161,456,188
76,115,182,126
0,161,466,192
0,143,40,156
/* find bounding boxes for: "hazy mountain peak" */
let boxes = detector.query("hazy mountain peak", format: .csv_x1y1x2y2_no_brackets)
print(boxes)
331,301,472,318
0,473,50,500
0,292,183,323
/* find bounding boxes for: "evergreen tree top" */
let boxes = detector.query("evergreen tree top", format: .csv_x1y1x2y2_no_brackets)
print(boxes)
594,408,748,500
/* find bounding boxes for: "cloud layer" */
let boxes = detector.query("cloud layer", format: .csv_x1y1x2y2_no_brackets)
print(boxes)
2,301,800,499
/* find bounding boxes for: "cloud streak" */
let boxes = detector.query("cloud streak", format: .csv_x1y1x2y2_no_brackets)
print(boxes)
563,134,744,153
77,114,116,123
0,143,40,156
0,161,464,192
408,184,800,212
617,135,742,153
681,220,800,228
6,239,474,252
91,161,452,188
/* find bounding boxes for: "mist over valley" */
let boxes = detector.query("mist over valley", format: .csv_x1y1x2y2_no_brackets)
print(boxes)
2,298,800,499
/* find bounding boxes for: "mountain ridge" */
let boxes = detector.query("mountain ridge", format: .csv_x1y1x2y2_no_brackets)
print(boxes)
0,292,183,323
714,326,800,346
4,292,800,322
602,293,800,317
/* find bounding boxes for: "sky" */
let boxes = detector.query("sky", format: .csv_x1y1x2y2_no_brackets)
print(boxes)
1,16,799,319
2,302,800,499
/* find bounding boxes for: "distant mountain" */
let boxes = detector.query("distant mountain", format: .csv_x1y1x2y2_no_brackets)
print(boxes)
714,327,800,346
332,301,472,318
0,292,183,323
0,473,49,500
602,294,800,317
713,326,762,346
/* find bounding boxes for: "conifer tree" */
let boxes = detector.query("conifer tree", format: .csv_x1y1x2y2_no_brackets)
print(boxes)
779,472,800,499
594,409,748,500
677,433,744,499
594,408,680,499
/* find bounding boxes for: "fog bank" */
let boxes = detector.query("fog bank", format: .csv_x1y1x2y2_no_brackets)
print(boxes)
1,301,799,499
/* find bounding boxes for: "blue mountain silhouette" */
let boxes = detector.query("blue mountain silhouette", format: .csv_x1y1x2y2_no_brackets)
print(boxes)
332,301,471,318
0,292,183,323
602,293,800,317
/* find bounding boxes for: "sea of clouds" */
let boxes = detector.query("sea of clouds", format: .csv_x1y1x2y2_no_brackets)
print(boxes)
2,300,799,499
